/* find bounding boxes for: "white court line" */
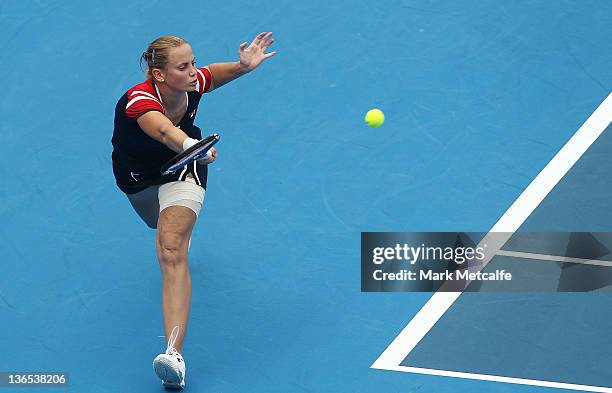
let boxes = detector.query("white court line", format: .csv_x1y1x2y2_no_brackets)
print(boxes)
381,366,612,393
371,92,612,392
496,250,612,268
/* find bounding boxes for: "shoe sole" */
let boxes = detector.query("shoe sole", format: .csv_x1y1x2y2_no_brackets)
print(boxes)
153,357,184,387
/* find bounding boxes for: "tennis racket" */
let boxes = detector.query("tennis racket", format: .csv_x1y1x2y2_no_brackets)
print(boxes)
160,133,220,175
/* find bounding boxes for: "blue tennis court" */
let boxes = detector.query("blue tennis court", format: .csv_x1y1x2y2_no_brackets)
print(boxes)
1,1,611,392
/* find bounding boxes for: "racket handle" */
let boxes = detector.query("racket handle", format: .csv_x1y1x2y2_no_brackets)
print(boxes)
201,150,212,161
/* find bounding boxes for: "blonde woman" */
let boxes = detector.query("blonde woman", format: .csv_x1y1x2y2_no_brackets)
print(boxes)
111,33,275,389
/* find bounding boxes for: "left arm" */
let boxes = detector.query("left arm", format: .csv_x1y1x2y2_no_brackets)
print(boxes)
207,62,248,90
206,32,276,90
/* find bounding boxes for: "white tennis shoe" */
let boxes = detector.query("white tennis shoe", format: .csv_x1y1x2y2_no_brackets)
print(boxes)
153,326,186,390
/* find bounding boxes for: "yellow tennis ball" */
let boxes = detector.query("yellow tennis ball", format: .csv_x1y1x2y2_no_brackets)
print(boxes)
365,109,385,127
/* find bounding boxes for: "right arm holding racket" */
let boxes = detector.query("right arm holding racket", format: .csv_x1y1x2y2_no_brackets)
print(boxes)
137,112,215,160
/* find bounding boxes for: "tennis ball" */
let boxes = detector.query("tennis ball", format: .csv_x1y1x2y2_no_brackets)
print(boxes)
365,109,384,127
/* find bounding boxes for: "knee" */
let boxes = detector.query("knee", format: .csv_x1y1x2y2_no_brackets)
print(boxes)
157,233,187,268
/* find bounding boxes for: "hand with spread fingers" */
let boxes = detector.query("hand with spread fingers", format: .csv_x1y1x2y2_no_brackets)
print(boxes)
238,32,276,72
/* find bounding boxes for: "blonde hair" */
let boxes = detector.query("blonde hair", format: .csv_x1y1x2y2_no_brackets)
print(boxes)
140,36,189,79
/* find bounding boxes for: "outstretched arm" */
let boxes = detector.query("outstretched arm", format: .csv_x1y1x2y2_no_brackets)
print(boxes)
207,32,276,90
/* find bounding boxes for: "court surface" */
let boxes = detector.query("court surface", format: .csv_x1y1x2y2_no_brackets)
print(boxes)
1,1,611,392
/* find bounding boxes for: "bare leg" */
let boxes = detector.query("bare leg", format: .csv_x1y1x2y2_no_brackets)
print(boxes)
156,205,196,353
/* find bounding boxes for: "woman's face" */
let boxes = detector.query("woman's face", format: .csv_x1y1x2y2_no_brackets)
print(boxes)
159,43,198,92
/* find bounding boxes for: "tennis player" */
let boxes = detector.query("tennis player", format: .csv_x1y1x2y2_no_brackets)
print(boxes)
111,33,275,389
